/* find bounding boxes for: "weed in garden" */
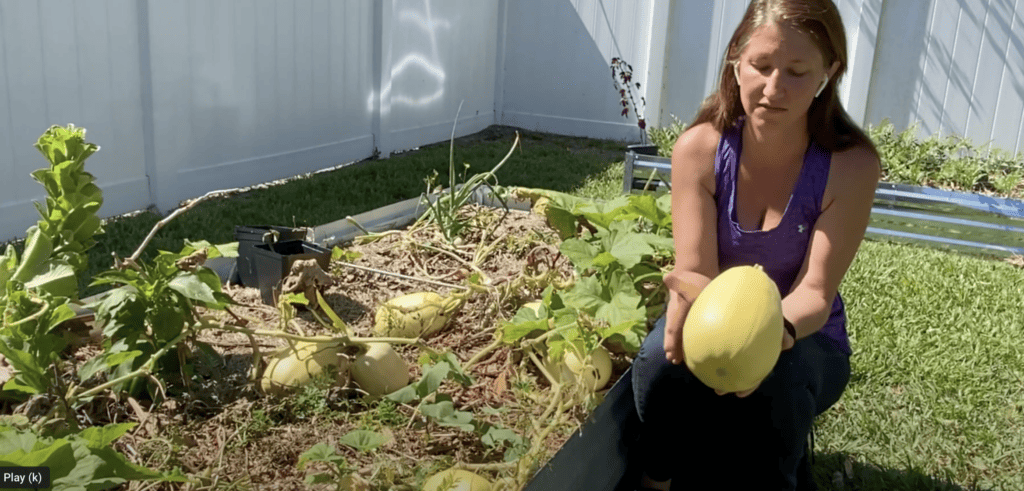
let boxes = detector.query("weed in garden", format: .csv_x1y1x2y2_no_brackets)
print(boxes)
297,443,357,488
287,374,336,420
990,167,1024,195
232,408,274,449
367,398,408,427
572,161,627,200
510,374,537,395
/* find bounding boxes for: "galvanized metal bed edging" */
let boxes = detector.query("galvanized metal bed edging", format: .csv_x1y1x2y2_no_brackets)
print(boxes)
624,149,1024,257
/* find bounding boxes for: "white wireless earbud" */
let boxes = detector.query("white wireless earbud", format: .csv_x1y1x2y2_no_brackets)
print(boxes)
815,74,829,97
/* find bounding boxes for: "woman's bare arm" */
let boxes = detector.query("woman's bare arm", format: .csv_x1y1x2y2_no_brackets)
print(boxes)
783,144,881,338
662,123,722,364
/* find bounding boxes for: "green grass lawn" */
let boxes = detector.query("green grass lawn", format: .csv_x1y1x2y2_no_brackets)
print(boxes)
817,240,1024,490
29,125,1024,489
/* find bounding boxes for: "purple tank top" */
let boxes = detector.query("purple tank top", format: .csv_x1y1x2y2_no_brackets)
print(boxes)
714,119,851,355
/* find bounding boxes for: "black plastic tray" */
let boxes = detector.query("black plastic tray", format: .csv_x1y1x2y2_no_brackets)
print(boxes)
251,240,330,305
234,225,308,287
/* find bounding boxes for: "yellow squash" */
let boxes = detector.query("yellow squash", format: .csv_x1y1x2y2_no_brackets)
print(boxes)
522,301,543,315
682,264,784,393
259,341,344,396
422,469,492,491
350,342,410,397
531,196,550,216
373,292,462,338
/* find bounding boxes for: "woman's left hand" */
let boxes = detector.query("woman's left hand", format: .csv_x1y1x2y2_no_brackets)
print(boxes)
715,326,796,397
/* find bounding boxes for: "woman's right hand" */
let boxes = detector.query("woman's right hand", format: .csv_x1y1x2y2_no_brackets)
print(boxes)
662,270,710,364
663,289,690,365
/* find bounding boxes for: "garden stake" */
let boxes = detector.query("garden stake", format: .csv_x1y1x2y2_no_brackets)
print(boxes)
124,187,238,267
334,260,468,291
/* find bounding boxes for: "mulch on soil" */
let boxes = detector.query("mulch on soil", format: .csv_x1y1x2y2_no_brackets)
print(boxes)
98,204,635,490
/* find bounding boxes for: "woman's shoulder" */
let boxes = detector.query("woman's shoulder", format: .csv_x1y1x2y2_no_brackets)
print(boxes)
824,141,881,206
831,142,881,185
674,122,722,152
672,122,722,172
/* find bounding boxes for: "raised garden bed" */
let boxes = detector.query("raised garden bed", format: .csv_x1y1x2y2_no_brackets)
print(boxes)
189,203,589,488
10,180,667,490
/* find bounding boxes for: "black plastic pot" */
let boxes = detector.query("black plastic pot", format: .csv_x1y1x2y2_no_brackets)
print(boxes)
234,225,308,287
251,240,330,305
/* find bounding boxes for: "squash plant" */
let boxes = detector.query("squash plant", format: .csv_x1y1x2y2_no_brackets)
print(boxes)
385,352,527,463
505,188,674,356
0,419,186,488
297,429,390,488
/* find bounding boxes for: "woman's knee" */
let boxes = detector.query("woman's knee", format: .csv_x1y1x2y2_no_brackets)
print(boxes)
632,318,666,417
631,317,698,419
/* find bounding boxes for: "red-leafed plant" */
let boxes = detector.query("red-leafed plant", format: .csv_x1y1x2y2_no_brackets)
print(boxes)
611,57,647,144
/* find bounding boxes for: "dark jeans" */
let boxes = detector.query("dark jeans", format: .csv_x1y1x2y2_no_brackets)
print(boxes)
631,316,850,490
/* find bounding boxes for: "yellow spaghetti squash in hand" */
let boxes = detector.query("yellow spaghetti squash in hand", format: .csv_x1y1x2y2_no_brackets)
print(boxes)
682,264,784,394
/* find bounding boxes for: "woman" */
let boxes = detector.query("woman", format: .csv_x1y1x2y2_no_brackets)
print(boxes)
632,1,880,489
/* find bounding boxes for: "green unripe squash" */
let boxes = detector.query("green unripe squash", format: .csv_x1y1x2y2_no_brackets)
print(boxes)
683,264,784,393
422,468,492,491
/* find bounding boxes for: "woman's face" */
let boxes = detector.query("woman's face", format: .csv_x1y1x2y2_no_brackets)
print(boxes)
734,22,835,130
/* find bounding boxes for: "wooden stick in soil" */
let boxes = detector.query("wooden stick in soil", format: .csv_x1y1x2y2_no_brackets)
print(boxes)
125,187,239,266
334,260,469,291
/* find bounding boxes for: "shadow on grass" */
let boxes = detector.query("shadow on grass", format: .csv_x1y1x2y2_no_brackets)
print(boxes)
812,451,991,491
